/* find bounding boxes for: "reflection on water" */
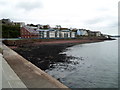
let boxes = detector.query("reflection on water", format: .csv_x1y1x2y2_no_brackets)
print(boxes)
45,39,118,88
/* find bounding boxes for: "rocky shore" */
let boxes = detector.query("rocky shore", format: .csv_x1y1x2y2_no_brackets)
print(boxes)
12,39,105,70
13,43,76,70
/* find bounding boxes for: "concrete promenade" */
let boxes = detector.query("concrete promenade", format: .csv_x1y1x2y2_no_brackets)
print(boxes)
1,54,27,88
2,44,69,89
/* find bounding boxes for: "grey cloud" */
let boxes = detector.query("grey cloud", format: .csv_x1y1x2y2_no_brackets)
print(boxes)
100,22,118,35
101,19,118,28
85,17,105,25
0,0,8,5
85,16,116,25
84,17,118,35
0,9,14,18
96,8,109,12
63,19,70,23
111,22,118,27
16,1,43,11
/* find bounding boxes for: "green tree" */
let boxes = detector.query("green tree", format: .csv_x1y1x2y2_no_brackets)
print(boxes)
2,24,20,38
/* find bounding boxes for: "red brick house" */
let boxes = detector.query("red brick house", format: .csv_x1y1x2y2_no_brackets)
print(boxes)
20,26,39,38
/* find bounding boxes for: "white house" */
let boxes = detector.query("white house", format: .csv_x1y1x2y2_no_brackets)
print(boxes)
60,30,71,38
49,29,56,38
77,29,88,36
77,29,81,35
71,31,76,37
37,29,76,38
21,25,77,38
95,31,101,36
36,29,57,38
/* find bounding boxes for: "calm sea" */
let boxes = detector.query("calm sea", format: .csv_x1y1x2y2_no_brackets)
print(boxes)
45,39,118,88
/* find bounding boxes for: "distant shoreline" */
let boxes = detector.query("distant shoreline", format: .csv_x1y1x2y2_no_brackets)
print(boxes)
9,39,103,49
6,37,115,49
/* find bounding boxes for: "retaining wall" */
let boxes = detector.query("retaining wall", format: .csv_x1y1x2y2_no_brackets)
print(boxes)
2,44,69,89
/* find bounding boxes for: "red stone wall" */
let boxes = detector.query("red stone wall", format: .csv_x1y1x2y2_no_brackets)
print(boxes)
20,27,39,38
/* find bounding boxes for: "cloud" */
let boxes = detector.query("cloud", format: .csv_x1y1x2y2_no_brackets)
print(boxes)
84,16,117,26
0,0,118,35
0,1,6,5
96,8,109,12
16,1,43,11
84,17,106,25
109,22,118,28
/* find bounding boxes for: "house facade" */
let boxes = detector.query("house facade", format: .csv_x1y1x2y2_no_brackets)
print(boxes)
37,29,76,38
38,29,56,38
20,26,39,38
95,31,101,36
89,31,101,37
60,30,76,38
20,25,103,39
77,29,88,36
77,29,102,37
21,25,76,38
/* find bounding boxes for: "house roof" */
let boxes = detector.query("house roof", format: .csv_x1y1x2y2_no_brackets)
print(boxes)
61,30,70,32
24,25,76,34
92,31,101,33
23,26,39,34
36,29,56,32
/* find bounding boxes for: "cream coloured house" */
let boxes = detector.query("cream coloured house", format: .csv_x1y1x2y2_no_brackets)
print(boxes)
37,29,76,38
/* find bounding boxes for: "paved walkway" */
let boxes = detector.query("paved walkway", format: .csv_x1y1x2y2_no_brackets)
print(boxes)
1,54,27,89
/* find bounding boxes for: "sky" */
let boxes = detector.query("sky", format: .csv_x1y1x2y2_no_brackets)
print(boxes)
0,0,119,35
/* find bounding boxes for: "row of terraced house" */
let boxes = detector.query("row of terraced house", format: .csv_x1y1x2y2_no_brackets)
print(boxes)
21,25,76,38
19,23,109,39
1,19,110,39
